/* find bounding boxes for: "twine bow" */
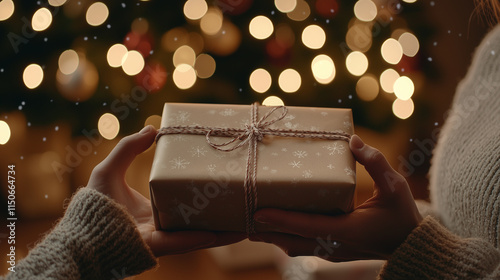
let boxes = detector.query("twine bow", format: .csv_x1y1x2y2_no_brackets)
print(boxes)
156,103,351,235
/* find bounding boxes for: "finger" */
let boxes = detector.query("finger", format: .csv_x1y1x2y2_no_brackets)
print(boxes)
250,232,379,262
349,135,406,194
254,208,353,239
96,125,157,181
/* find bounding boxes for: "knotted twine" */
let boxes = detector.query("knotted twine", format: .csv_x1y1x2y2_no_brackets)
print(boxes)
156,103,351,235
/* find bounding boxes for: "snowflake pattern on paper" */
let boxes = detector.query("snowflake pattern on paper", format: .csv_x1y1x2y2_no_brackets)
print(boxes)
219,108,238,117
343,120,352,130
324,142,346,155
171,135,187,142
207,164,216,174
289,161,302,168
190,146,208,157
321,112,328,117
284,122,299,129
344,167,355,176
302,170,313,178
270,169,278,174
281,148,288,152
293,150,308,158
262,166,270,171
284,114,296,121
172,111,191,123
327,164,335,170
271,152,279,156
170,157,190,169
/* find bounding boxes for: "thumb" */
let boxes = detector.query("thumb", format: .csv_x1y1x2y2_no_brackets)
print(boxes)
97,125,157,180
349,135,406,195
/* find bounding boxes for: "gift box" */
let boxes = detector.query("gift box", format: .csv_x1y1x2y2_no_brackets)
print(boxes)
149,103,355,233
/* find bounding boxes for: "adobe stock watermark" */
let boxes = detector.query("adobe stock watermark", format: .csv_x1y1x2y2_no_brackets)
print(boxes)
282,235,341,280
176,159,243,225
110,267,134,280
385,79,500,191
7,1,62,54
51,65,167,182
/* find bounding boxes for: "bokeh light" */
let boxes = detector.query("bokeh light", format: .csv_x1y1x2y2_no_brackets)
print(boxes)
346,51,368,76
249,15,274,40
315,0,338,18
278,68,301,93
131,17,149,35
184,0,208,20
275,0,297,13
173,64,197,89
145,115,162,129
161,27,189,52
356,74,379,101
311,54,336,84
380,68,400,93
0,121,11,145
23,64,44,89
302,25,326,49
381,38,403,64
32,8,52,31
398,32,419,57
107,44,128,68
98,113,120,140
287,0,310,21
346,22,372,52
48,0,67,7
392,98,414,119
173,45,196,67
354,0,377,22
122,50,145,76
200,7,223,35
204,20,242,56
194,53,216,78
262,96,285,106
393,76,414,100
86,2,109,27
249,68,272,93
402,0,417,3
56,58,99,102
58,50,79,75
0,0,15,21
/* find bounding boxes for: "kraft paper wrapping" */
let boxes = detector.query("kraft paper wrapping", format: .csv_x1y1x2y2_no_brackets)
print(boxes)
150,103,356,232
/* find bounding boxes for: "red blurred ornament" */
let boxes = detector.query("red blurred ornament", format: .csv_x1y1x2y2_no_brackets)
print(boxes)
266,38,291,66
124,31,155,58
398,54,420,73
315,0,339,18
215,0,253,15
134,61,168,93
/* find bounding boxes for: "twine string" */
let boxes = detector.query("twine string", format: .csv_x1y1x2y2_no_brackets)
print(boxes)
156,103,351,234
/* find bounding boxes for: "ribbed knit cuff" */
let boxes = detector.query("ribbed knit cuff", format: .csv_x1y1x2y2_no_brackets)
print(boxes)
379,216,500,280
55,188,158,279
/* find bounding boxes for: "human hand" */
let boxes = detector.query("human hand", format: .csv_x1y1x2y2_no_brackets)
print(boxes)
250,135,422,261
87,125,245,257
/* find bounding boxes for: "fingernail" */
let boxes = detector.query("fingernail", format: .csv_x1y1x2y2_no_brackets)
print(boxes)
139,125,152,134
350,134,364,150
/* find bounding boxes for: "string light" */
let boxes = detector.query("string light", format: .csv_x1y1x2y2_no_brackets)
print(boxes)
393,76,414,100
0,0,15,21
107,44,128,68
278,68,301,93
184,0,208,20
98,113,120,140
194,53,216,78
302,24,326,49
311,54,335,84
356,74,379,101
173,45,196,67
249,15,274,40
398,32,420,57
249,68,272,93
173,64,197,89
200,7,223,35
381,38,403,64
354,0,377,22
346,51,368,76
0,121,11,145
275,0,297,13
58,50,79,75
392,98,414,119
86,2,109,27
32,8,52,31
23,64,44,89
48,0,67,7
121,50,145,76
380,68,400,93
262,96,285,106
287,0,310,21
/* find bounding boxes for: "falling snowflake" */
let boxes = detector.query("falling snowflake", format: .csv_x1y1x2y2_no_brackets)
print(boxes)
172,111,191,123
190,146,208,157
324,142,346,155
344,167,355,176
293,150,308,158
289,161,302,168
302,170,313,178
327,164,335,170
170,157,190,169
219,108,238,117
207,164,216,173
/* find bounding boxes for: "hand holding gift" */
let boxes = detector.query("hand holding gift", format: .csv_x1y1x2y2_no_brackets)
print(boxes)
250,135,423,261
86,125,245,257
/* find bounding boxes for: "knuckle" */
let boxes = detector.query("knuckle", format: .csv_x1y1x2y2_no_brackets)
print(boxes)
367,148,385,164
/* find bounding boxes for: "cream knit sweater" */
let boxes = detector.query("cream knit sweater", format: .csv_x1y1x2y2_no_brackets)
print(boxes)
1,188,157,280
3,25,500,280
379,25,500,279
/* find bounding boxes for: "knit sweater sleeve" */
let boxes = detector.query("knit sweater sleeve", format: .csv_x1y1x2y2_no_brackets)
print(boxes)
1,188,158,280
378,216,500,279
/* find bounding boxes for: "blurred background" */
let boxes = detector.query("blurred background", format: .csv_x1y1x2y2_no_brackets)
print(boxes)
0,0,490,279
